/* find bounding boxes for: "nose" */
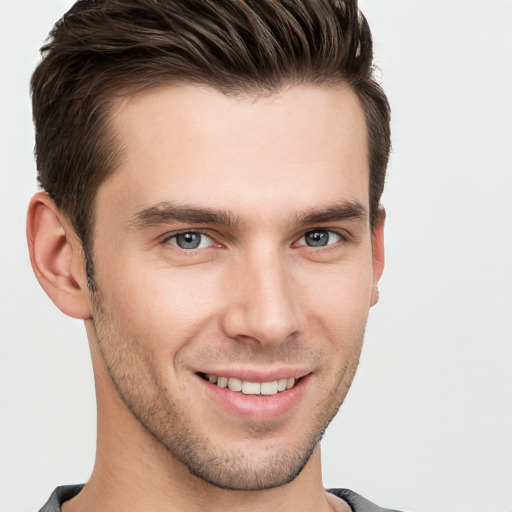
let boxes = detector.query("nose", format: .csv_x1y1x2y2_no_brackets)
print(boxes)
221,249,301,346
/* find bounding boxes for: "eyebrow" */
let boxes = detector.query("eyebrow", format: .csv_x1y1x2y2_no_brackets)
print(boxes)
128,202,240,229
128,200,367,230
295,201,367,227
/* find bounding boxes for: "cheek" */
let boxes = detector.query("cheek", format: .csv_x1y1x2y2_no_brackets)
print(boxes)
94,245,374,353
296,261,374,367
300,260,374,319
98,264,221,349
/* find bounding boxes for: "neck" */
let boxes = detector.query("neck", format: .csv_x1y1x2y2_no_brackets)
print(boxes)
66,432,339,512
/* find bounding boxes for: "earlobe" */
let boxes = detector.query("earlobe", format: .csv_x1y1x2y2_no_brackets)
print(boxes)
26,192,92,319
370,206,386,307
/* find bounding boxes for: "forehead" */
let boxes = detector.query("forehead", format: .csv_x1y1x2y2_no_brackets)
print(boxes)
99,84,369,223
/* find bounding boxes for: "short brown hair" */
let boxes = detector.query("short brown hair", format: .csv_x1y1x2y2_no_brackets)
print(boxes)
31,0,391,272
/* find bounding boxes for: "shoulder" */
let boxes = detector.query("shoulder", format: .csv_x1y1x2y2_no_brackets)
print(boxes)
38,485,404,512
38,485,84,512
328,488,406,512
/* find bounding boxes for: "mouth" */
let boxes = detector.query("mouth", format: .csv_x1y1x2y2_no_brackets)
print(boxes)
197,370,311,421
198,373,299,396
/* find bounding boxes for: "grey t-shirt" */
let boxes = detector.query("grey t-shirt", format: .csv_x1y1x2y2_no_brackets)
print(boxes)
38,485,404,512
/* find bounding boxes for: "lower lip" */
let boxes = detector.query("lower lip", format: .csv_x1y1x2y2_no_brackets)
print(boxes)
200,374,311,422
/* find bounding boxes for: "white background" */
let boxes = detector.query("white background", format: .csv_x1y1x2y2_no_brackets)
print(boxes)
1,1,511,511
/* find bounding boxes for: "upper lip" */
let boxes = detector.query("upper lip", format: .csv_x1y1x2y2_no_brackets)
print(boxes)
196,368,312,382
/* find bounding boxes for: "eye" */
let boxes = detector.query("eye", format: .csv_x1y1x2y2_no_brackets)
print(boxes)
296,230,342,248
165,231,214,250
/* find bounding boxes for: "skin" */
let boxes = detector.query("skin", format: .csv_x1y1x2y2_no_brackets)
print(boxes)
27,84,384,512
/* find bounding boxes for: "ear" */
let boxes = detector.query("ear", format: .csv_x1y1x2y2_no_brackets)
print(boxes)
370,206,386,307
26,192,92,319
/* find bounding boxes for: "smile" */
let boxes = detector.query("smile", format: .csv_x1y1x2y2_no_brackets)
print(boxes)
200,373,297,396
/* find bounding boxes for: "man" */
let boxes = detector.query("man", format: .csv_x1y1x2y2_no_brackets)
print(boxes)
27,0,396,510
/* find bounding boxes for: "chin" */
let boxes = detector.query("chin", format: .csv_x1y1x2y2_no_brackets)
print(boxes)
179,440,319,491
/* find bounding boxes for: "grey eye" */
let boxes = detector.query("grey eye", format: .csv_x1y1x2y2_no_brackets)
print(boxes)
169,232,212,250
300,230,341,247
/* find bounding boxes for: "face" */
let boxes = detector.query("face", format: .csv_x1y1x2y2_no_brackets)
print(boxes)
87,84,383,490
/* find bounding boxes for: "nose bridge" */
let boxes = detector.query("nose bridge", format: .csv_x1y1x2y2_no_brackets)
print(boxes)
222,244,300,345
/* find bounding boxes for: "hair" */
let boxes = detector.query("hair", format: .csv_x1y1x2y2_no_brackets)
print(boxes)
31,0,391,275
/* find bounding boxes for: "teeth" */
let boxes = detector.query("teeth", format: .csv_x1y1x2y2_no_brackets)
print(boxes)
227,377,242,392
261,381,278,395
205,374,298,395
242,381,260,395
277,378,287,392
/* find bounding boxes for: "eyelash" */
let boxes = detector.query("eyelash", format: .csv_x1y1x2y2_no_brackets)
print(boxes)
162,228,348,252
294,229,347,249
162,229,216,251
